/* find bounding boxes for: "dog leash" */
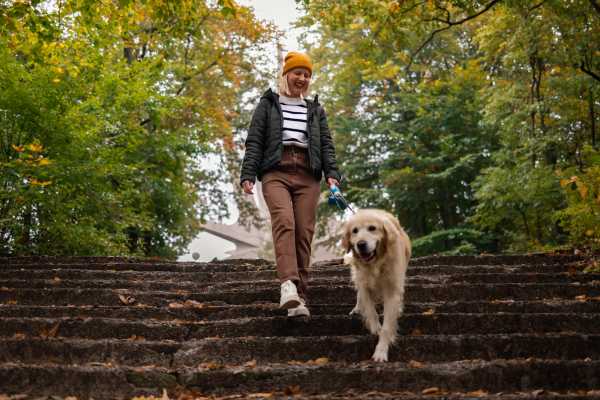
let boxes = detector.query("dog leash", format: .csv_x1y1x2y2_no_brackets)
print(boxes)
328,184,356,214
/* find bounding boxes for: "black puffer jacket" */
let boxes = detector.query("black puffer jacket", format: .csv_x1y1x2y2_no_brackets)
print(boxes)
240,88,342,185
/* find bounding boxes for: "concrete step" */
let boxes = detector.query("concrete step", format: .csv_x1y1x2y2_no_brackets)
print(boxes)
0,359,597,399
0,262,587,278
2,273,598,292
1,254,585,271
2,333,597,367
1,299,596,321
2,283,598,307
2,313,599,341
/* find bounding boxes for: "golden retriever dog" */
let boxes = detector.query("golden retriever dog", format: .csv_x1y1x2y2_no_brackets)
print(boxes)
342,209,411,362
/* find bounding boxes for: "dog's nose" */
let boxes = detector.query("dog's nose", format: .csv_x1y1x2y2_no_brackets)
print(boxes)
357,241,368,251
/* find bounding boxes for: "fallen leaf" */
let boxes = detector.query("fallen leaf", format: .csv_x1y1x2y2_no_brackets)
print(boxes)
422,387,440,395
422,308,435,315
118,294,136,305
52,277,61,285
313,357,329,365
491,299,515,304
532,389,545,396
184,300,205,309
244,359,257,368
12,333,26,340
247,393,273,399
197,362,222,370
467,389,488,396
128,335,145,341
284,385,301,395
575,295,588,302
40,322,60,339
168,302,185,309
408,360,424,369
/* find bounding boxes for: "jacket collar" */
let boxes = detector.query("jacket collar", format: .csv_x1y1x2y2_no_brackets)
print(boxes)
261,88,319,106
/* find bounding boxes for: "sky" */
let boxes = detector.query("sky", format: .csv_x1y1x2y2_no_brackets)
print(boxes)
179,0,303,262
238,0,304,52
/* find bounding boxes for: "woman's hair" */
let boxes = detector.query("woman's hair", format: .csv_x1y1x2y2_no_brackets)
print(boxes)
277,65,311,99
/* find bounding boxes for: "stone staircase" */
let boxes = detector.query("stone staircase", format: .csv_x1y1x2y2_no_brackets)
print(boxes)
0,254,599,399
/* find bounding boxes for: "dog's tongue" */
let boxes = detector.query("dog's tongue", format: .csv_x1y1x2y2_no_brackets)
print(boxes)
360,251,376,261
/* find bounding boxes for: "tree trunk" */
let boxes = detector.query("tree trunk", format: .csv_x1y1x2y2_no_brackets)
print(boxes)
590,86,597,148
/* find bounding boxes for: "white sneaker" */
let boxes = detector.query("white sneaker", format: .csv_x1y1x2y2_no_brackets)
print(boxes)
288,300,310,317
279,280,301,309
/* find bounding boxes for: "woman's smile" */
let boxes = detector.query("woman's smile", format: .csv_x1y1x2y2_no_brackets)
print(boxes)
287,67,311,97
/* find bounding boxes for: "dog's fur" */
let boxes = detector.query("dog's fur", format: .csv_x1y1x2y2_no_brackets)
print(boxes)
342,209,411,362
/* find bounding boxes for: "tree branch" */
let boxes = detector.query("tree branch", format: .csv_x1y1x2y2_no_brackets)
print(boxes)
580,60,600,82
406,0,504,72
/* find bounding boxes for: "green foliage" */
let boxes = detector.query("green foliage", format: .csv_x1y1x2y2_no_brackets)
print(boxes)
555,147,600,251
412,228,496,258
0,0,276,257
299,0,600,255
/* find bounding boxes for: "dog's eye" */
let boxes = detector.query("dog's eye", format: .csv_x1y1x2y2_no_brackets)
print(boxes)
352,227,358,234
368,225,376,232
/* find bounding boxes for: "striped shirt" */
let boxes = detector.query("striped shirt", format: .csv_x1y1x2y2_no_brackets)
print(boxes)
279,95,308,148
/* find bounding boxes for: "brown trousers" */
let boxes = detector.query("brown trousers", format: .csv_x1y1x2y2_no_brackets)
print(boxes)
261,146,321,302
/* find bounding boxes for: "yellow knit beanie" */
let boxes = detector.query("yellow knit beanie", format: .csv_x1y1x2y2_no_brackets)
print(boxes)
282,51,313,76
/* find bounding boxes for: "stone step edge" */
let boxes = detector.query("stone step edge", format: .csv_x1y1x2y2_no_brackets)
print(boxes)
0,261,584,272
3,331,596,345
1,359,598,399
3,312,598,326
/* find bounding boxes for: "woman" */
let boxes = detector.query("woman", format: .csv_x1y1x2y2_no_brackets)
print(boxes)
240,51,341,317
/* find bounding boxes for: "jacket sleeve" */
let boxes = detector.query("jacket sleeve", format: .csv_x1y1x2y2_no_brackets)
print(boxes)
240,99,269,186
319,106,342,183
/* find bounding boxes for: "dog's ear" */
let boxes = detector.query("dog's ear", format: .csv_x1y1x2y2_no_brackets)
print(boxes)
341,223,352,253
382,217,399,249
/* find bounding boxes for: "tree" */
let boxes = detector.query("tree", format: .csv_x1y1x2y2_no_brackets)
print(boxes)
0,0,276,256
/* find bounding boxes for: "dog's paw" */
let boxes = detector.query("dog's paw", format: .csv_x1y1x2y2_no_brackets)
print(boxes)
349,307,360,317
371,346,388,362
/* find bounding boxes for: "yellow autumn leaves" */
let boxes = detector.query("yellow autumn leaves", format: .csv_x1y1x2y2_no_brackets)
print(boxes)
10,141,52,187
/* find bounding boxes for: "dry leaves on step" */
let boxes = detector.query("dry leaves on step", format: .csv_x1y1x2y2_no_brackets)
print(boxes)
408,360,424,369
422,387,441,395
231,359,258,374
247,393,273,399
197,362,223,370
288,357,329,366
284,385,301,396
532,389,545,396
467,389,488,396
422,308,435,315
131,388,170,400
168,300,205,309
118,294,136,305
51,277,62,285
39,322,60,339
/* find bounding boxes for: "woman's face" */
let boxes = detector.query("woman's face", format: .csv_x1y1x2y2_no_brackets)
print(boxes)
286,67,311,97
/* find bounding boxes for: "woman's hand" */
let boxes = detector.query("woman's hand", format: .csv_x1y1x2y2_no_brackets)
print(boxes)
327,177,339,188
242,180,254,195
